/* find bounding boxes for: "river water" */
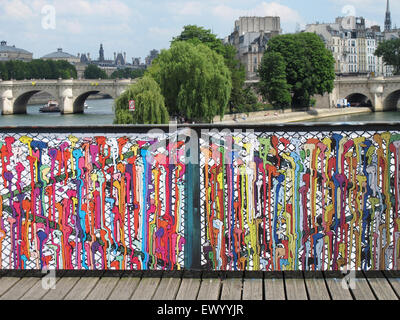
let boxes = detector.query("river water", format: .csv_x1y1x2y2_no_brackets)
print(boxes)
1,99,400,126
0,99,115,127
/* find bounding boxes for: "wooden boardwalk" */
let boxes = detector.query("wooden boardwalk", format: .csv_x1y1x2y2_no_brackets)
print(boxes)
0,270,398,301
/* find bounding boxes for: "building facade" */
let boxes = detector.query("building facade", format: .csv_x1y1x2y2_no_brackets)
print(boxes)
226,16,282,80
0,41,33,62
305,17,391,76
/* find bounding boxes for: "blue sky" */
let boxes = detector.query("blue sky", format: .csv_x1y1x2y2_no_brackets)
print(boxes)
0,0,397,62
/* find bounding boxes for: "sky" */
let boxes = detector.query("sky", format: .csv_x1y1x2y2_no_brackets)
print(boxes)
0,0,398,62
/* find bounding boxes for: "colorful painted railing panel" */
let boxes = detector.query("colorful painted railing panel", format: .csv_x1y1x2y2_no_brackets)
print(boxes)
1,125,400,271
0,130,187,270
200,128,400,271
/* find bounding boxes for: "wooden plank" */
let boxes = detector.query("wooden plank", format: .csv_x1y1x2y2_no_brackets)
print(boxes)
0,277,21,297
242,279,263,300
0,278,39,300
64,277,100,300
85,277,120,300
20,276,60,300
176,278,201,300
264,278,285,300
324,277,353,300
384,271,400,299
285,278,308,300
304,278,330,300
364,272,398,301
350,272,376,300
108,277,141,300
131,277,160,300
197,278,221,300
220,278,242,300
42,277,80,300
153,277,182,300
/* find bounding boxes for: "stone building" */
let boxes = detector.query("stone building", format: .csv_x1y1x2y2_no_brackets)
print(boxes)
41,48,80,64
0,41,33,62
226,16,282,80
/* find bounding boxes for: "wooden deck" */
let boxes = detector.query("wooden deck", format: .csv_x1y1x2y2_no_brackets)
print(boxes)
0,270,398,301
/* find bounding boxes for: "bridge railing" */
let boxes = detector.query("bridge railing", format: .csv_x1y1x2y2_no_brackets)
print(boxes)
0,123,399,272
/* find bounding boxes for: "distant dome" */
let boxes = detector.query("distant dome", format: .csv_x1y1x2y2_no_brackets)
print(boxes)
42,48,77,59
0,41,32,54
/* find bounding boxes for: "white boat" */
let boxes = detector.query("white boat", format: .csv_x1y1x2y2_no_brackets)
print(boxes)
40,100,60,113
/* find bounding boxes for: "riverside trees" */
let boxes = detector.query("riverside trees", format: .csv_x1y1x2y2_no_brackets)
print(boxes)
375,38,400,75
259,33,335,110
148,41,232,123
113,76,169,124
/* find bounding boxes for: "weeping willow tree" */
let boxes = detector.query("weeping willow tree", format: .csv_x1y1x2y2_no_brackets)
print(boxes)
113,76,169,124
148,41,232,123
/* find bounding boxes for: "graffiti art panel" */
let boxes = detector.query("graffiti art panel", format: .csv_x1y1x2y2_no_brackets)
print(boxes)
0,131,186,270
200,129,400,271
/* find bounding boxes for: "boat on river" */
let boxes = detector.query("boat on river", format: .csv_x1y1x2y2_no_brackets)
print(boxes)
40,100,60,113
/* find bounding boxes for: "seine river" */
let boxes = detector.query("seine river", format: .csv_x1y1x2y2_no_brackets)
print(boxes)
1,99,400,126
0,98,115,127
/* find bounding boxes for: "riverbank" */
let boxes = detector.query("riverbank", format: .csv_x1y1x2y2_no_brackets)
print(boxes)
213,107,373,124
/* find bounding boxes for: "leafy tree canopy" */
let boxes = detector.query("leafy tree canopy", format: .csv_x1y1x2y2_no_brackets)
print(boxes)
0,59,77,80
110,68,145,79
260,32,335,109
375,38,400,75
172,25,249,114
84,64,108,79
114,76,169,124
148,41,232,123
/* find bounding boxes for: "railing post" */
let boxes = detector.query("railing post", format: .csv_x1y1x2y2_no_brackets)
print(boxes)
184,129,201,270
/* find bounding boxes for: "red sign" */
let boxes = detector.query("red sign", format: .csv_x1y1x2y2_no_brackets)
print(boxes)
129,100,135,111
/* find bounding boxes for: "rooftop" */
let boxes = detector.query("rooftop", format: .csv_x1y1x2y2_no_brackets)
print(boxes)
0,41,32,55
42,48,78,59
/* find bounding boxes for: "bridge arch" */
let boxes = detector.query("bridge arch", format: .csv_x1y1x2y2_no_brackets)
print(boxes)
13,89,57,114
383,90,400,111
345,93,373,108
72,89,116,114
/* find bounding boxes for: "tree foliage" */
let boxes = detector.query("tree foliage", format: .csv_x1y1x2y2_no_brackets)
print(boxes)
375,38,400,75
148,41,232,123
258,51,291,110
0,59,77,80
110,68,145,79
260,33,335,109
172,25,249,114
84,64,108,79
114,76,169,124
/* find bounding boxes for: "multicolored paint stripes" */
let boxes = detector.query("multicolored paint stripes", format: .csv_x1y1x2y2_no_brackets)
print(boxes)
0,132,186,270
1,127,400,271
200,130,400,271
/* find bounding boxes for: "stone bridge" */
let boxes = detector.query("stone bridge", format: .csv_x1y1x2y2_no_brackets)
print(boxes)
0,79,137,115
247,76,400,111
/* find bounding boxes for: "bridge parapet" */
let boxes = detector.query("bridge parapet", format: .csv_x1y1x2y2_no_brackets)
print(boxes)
0,79,137,115
0,123,399,271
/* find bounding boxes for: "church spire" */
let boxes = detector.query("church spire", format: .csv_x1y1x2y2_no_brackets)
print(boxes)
385,0,392,31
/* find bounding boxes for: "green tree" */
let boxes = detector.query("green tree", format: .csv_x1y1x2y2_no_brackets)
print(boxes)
110,68,145,79
148,41,232,123
261,33,335,109
172,25,248,114
84,64,108,79
114,76,169,124
375,38,400,75
258,51,291,110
